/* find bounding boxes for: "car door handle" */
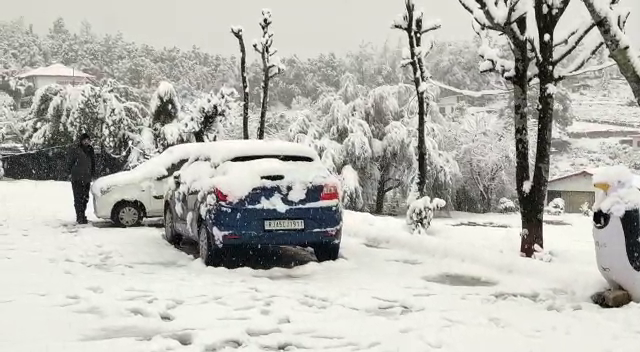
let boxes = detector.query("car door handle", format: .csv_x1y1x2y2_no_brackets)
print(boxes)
153,195,163,200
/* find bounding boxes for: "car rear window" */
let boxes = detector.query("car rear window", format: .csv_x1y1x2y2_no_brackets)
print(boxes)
230,155,314,162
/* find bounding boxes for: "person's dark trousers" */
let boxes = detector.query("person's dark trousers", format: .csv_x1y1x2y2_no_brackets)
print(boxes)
71,181,91,223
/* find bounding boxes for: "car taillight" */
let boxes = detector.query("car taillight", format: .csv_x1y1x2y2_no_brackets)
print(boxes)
321,184,339,201
213,188,229,203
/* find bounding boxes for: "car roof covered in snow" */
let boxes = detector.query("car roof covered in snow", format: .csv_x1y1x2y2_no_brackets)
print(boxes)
93,140,319,191
164,140,320,163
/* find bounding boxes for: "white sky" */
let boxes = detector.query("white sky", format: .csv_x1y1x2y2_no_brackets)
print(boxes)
3,0,640,57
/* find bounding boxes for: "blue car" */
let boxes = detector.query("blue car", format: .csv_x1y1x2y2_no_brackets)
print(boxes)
162,140,343,266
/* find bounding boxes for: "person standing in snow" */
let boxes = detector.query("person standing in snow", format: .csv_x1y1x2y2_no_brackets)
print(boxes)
67,133,96,224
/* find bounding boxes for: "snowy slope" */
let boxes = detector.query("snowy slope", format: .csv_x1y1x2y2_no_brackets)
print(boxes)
1,181,640,351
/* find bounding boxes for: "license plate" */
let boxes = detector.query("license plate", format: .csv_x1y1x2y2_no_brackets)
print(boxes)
264,219,304,231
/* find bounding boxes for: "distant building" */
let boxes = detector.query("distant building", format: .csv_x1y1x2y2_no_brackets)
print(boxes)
17,63,94,90
437,95,462,116
630,135,640,149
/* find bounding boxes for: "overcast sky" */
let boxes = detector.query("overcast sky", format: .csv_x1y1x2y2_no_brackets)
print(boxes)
3,0,640,57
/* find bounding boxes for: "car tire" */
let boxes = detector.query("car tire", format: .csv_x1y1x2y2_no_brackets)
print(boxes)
163,207,182,247
314,243,340,262
198,221,225,267
112,201,143,227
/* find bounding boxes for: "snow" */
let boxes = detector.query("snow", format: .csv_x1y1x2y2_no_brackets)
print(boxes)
592,165,640,216
4,180,640,351
230,25,243,35
193,158,334,202
93,140,320,194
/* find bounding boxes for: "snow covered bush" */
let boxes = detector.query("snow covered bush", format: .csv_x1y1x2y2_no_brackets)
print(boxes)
545,198,565,216
498,198,518,213
406,196,446,235
580,202,592,217
340,164,364,210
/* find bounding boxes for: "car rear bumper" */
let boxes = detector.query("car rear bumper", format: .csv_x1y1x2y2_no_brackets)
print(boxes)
205,204,342,247
211,226,342,247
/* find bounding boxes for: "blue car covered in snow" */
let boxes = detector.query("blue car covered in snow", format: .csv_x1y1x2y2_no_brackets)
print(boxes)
162,140,343,266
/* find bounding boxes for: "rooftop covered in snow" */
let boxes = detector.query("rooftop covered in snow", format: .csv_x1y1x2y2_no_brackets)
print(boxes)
17,64,94,79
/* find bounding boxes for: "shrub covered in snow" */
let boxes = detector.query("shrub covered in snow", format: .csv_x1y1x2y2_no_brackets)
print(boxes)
340,165,364,210
406,196,446,234
580,202,592,217
545,198,565,215
497,198,518,213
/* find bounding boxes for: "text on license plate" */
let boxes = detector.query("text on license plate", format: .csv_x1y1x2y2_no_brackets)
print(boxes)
264,219,304,230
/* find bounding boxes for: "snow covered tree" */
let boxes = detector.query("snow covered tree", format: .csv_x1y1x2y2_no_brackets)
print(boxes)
340,165,365,210
150,81,181,151
392,0,441,198
182,87,238,142
253,9,285,140
150,81,180,126
375,121,414,213
455,113,514,213
67,85,103,141
23,84,69,148
459,0,610,257
581,0,640,106
231,26,250,139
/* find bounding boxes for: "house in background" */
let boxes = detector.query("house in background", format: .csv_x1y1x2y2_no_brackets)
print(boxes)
547,168,640,213
437,95,461,116
17,63,94,90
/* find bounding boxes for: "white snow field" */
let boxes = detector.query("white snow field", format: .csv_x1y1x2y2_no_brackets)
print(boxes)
2,181,640,352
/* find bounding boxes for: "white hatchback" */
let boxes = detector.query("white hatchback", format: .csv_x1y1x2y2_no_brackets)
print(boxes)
91,143,217,227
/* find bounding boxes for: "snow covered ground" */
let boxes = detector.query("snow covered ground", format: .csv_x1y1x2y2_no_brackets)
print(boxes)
2,181,640,351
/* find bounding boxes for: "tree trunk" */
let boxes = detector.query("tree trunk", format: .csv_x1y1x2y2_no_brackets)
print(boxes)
510,38,537,257
582,0,640,106
258,55,270,140
237,36,250,140
374,178,387,214
520,3,558,257
194,130,205,143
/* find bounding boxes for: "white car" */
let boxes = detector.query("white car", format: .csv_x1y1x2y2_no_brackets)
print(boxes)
91,143,218,227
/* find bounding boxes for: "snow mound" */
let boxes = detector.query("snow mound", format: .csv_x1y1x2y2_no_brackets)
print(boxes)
593,165,640,217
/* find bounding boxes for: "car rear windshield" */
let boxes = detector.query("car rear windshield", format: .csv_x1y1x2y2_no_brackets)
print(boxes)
230,155,314,162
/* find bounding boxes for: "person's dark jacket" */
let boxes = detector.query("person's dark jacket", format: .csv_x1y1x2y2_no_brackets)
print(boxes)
68,143,96,183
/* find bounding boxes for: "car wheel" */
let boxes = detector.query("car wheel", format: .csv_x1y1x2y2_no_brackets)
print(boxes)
163,207,182,246
112,202,143,227
314,243,340,262
198,221,225,267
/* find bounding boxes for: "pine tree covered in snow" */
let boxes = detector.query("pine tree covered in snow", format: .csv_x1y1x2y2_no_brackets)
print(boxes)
23,82,149,159
150,81,180,126
67,85,102,140
150,81,181,151
182,87,238,143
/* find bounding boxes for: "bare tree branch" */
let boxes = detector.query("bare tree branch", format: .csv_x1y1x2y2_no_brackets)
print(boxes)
553,21,597,65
